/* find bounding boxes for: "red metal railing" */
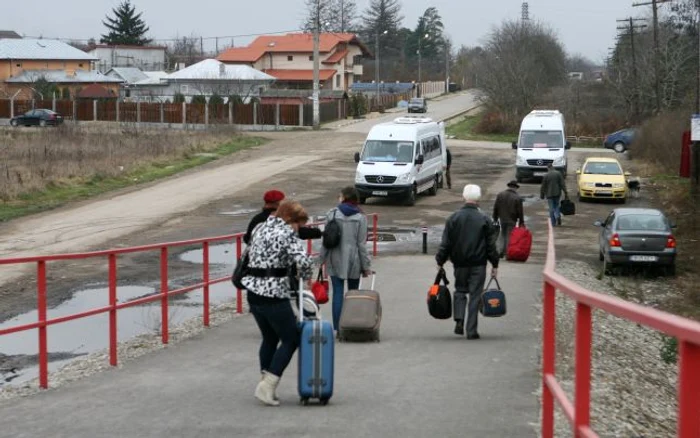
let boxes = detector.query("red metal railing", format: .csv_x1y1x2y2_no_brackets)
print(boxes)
542,222,700,437
0,214,379,389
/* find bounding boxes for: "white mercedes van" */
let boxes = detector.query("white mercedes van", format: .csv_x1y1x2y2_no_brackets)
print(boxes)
512,110,571,182
354,116,447,206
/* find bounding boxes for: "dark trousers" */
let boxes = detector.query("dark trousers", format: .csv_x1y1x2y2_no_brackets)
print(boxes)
330,276,360,331
498,222,515,258
249,299,299,377
453,265,487,337
445,166,452,189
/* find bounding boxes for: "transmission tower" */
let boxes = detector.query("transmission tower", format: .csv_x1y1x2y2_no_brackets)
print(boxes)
521,2,530,21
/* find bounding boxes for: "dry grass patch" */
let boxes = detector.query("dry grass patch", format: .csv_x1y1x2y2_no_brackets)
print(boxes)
0,124,266,221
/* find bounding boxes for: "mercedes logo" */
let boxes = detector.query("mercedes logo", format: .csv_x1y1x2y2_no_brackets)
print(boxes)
537,160,544,166
376,175,384,183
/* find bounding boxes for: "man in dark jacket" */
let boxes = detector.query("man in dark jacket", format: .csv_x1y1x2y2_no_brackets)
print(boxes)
436,184,500,339
244,190,322,244
540,164,568,227
445,148,452,189
493,180,525,258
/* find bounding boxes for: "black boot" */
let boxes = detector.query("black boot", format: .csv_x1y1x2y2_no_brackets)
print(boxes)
454,320,464,335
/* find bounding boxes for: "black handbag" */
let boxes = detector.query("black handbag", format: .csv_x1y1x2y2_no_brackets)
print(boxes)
560,198,576,216
427,268,452,320
232,223,264,290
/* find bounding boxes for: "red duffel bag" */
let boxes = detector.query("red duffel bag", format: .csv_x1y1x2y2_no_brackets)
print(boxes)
506,226,532,262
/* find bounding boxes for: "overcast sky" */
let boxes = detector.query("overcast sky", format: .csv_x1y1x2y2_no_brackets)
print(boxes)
1,0,651,63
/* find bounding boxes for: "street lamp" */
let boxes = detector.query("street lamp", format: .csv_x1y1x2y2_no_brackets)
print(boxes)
375,29,388,106
417,33,429,95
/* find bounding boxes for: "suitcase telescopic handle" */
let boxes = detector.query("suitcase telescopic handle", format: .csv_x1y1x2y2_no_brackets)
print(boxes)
298,267,305,323
359,271,376,290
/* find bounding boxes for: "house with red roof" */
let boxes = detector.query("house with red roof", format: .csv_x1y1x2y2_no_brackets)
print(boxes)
217,33,370,91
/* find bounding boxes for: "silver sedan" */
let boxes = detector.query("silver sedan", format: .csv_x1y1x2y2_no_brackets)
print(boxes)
595,208,677,275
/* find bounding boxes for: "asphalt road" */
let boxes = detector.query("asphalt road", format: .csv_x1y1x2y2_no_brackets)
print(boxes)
0,255,541,438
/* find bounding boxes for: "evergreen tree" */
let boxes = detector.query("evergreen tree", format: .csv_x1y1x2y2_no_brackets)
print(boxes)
301,0,358,33
361,0,403,45
100,1,151,46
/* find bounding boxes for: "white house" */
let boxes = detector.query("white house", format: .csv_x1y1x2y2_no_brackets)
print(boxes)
88,44,167,73
127,59,275,103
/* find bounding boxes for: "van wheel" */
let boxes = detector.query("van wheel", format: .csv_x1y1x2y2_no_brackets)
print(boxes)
428,176,438,196
405,186,417,206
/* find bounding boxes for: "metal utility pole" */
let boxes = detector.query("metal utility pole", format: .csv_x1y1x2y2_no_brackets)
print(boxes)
445,41,450,93
616,17,647,120
417,33,428,92
632,0,671,113
312,0,320,129
375,29,387,107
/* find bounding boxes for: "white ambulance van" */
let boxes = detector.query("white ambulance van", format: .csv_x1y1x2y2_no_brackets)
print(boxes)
512,110,571,182
354,116,447,206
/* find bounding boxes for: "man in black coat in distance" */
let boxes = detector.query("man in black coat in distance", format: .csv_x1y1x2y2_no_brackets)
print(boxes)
244,190,322,244
492,180,525,259
436,184,500,340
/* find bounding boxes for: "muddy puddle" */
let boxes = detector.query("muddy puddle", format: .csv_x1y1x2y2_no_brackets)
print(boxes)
0,280,236,387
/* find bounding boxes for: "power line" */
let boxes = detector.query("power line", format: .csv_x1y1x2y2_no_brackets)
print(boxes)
22,28,305,45
616,17,647,120
632,0,672,113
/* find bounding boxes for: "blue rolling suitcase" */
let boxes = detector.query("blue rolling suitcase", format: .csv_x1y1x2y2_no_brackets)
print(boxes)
297,286,334,406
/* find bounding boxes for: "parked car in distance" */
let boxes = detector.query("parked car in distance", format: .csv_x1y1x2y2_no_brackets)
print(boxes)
603,128,636,153
407,98,427,113
595,208,677,275
10,109,64,127
576,157,629,203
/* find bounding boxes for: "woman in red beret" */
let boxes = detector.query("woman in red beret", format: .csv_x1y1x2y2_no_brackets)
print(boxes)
244,190,322,245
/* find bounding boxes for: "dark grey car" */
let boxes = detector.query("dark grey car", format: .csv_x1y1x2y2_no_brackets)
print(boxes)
407,98,427,113
595,208,677,275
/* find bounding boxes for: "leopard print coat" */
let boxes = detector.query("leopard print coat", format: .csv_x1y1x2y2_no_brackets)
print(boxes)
241,216,313,299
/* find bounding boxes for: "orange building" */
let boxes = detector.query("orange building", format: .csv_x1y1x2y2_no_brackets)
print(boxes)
217,33,370,91
0,38,122,99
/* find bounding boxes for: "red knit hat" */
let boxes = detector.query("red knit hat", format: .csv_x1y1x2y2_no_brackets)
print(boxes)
263,190,285,203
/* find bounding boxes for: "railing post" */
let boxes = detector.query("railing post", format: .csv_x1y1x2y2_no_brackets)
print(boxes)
203,241,210,327
372,214,378,257
542,281,556,438
108,254,118,366
574,303,592,437
236,236,243,314
160,247,169,344
677,340,700,437
37,260,48,389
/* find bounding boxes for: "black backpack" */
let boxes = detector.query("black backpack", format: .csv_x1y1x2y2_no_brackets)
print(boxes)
322,210,343,249
427,268,452,319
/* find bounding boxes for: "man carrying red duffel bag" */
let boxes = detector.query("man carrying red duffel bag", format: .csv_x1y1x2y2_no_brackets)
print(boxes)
493,180,526,259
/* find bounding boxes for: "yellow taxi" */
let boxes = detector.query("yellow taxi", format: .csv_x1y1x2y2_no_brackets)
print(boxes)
576,157,629,202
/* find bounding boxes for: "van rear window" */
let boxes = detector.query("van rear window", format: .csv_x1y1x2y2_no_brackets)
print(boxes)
519,130,563,148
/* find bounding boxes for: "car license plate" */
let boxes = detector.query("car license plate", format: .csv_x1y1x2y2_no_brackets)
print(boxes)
629,255,658,262
597,190,612,195
372,191,388,196
534,172,546,177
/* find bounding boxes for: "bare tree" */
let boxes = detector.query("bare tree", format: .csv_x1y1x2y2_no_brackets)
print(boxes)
167,35,202,69
475,19,567,124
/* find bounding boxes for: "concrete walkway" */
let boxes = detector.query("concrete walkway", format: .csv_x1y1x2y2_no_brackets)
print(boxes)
0,255,542,438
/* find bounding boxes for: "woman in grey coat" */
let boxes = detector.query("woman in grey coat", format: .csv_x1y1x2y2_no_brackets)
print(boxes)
320,187,372,332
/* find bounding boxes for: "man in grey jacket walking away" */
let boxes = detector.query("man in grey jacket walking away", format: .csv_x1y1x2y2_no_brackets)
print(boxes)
436,184,500,340
320,187,372,333
493,180,525,258
540,164,569,226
